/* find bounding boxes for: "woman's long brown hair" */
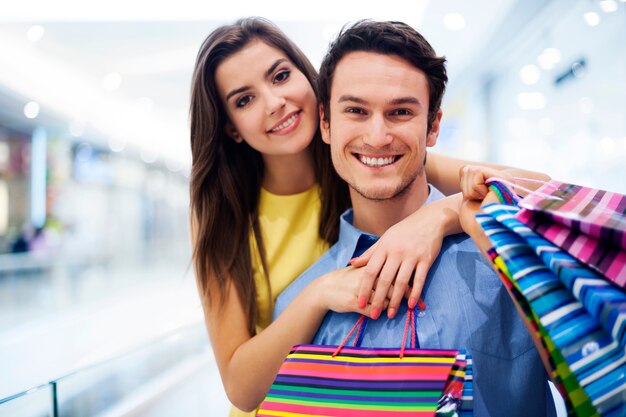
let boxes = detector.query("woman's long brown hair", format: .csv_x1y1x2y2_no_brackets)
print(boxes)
189,17,349,336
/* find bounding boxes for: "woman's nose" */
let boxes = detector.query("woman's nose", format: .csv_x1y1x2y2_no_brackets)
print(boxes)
266,93,286,116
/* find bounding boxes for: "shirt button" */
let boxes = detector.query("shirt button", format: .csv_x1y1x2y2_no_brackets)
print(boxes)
417,310,426,318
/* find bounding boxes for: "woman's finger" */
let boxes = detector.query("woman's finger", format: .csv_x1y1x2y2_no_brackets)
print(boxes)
409,262,429,308
387,260,416,318
356,249,386,309
349,240,379,267
368,255,401,320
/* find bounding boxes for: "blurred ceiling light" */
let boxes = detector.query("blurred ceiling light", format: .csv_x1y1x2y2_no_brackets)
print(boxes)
24,101,40,119
108,136,127,153
519,64,541,85
571,61,587,78
103,72,122,91
517,92,546,110
584,11,601,26
543,48,561,64
599,0,619,12
443,13,466,31
26,25,45,42
76,143,93,162
166,159,182,173
140,148,158,163
537,48,561,70
69,120,85,137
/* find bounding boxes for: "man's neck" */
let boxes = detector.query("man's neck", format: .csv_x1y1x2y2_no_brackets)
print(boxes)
350,177,430,236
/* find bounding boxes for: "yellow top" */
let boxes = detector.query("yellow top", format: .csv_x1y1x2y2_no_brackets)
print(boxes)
229,184,329,417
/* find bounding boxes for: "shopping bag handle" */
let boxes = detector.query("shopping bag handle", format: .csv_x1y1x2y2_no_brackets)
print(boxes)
332,307,417,359
486,177,563,202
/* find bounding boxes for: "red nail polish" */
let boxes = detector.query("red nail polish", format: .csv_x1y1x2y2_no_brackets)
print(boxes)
418,298,427,311
387,308,396,319
408,298,417,309
371,307,381,320
358,297,366,309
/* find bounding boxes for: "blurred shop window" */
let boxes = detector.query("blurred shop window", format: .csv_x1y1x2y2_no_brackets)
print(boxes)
0,128,31,254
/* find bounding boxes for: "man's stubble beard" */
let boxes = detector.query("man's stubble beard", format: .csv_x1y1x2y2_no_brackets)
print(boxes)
348,162,425,202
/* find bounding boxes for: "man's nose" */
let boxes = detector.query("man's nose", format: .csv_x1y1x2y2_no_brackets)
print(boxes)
265,90,286,116
363,115,393,147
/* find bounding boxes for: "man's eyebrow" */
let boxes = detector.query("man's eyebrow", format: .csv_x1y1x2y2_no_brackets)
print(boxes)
337,95,368,105
337,95,423,107
389,97,422,106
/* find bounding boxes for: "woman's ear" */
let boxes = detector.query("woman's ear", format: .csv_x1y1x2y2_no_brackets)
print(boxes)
225,123,244,143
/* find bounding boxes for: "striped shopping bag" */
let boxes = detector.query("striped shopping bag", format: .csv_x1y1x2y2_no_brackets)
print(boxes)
474,180,626,417
258,309,473,417
516,180,626,285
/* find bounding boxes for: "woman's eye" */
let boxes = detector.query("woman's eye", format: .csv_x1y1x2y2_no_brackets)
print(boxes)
236,95,252,108
273,70,290,83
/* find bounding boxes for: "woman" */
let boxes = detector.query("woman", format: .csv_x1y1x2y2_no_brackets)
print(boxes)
189,17,546,415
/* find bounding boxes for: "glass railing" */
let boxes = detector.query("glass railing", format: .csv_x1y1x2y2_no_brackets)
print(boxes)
0,383,53,417
0,323,221,417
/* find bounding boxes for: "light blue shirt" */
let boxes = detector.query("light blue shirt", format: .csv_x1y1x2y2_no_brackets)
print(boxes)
274,186,555,417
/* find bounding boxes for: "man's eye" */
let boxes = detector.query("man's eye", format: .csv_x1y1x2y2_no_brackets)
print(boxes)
236,95,252,108
346,107,365,114
274,70,290,83
393,109,412,116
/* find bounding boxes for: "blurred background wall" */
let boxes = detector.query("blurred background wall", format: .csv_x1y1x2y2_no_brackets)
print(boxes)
0,0,624,416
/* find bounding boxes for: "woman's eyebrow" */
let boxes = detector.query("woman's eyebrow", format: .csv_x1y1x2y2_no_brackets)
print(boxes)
226,85,250,102
266,59,288,78
225,59,289,102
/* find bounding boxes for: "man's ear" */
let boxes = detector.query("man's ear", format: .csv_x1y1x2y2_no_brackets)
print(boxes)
426,109,443,147
225,122,244,143
319,105,331,144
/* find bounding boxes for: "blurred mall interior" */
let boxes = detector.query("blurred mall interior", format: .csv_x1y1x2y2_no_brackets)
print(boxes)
0,0,624,416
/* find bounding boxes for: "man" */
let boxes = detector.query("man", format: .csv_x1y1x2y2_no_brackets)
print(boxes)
274,21,555,417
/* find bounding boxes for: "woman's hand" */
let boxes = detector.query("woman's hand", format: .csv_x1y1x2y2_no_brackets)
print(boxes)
459,165,515,200
458,165,513,256
349,195,461,320
315,266,389,318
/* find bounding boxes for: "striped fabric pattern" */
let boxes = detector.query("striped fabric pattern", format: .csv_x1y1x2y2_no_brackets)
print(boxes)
479,214,595,417
258,346,472,417
517,181,626,285
478,203,626,417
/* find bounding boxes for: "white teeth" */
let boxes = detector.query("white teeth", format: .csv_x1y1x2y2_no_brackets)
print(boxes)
359,155,396,167
270,113,298,132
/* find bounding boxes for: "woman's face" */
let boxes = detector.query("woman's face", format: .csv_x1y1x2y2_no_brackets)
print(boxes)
215,40,318,157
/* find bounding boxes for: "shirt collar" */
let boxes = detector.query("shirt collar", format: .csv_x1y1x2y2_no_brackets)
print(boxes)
334,185,445,267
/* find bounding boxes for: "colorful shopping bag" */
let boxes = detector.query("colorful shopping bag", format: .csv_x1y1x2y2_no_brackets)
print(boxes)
516,180,626,285
258,310,473,417
473,180,626,417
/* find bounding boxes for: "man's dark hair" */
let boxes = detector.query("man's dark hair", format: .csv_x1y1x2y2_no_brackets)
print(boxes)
317,20,448,132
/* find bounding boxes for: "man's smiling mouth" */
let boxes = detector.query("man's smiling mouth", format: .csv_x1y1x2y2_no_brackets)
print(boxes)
356,154,399,167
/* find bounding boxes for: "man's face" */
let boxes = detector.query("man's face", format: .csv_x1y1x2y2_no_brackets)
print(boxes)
321,51,441,201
